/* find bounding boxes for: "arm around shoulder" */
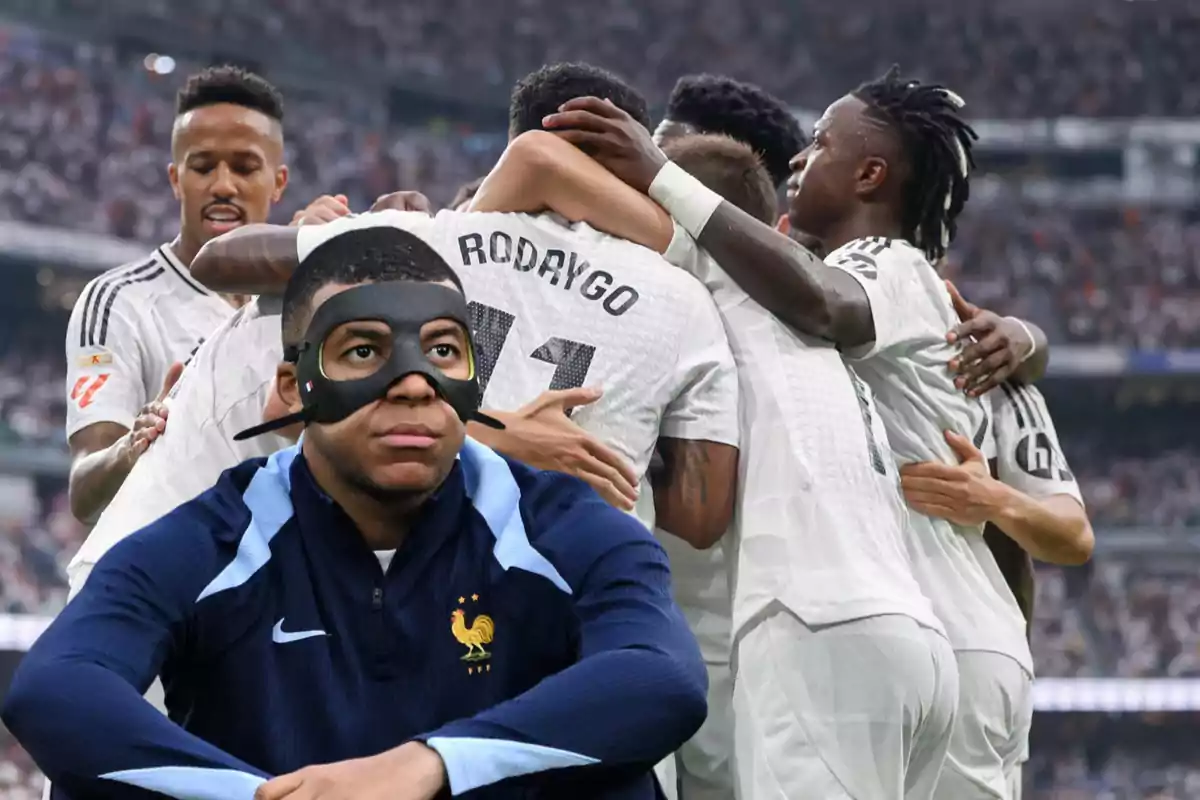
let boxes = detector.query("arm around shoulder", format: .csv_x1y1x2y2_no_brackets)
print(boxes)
472,131,674,253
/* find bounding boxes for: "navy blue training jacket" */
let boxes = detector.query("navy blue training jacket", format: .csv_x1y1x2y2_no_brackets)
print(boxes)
3,438,707,799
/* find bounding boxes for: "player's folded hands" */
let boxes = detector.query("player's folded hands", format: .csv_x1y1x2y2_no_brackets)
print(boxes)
254,742,445,800
491,386,640,510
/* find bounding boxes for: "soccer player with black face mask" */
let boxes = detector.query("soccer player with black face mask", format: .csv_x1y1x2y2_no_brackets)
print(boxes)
5,227,707,800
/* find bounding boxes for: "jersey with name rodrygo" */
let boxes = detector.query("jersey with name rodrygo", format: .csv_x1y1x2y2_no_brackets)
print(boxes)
66,212,739,596
664,225,943,638
64,244,237,438
297,210,741,531
67,297,290,595
827,236,1031,674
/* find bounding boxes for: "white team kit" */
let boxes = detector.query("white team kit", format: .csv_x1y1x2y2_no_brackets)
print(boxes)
64,244,236,445
67,297,290,592
67,209,741,800
665,224,956,800
826,236,1033,800
976,381,1084,800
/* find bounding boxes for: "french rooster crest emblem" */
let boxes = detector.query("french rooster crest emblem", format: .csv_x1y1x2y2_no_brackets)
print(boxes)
451,606,494,662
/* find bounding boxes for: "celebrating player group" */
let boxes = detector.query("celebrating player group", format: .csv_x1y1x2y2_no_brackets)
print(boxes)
2,56,1094,800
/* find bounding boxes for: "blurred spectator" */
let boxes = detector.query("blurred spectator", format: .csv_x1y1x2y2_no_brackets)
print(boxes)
28,0,1200,118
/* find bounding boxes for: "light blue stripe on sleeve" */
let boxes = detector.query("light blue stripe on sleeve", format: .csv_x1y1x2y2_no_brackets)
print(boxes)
426,735,598,794
101,766,265,799
196,445,299,603
459,437,571,594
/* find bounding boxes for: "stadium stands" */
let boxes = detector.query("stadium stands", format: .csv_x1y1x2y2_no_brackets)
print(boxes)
1,3,1198,795
17,0,1200,117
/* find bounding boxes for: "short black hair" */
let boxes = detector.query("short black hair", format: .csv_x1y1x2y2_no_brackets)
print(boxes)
665,75,804,189
176,65,284,122
509,62,650,137
282,227,463,344
662,135,776,226
853,65,978,263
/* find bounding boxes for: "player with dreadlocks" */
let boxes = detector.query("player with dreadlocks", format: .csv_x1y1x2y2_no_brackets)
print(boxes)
540,65,1049,799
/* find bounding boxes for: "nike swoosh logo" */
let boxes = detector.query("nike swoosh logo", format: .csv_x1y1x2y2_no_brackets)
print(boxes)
271,619,329,644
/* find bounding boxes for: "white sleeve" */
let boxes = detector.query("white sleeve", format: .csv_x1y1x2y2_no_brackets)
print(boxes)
662,219,747,307
296,210,438,261
825,238,929,360
990,383,1083,505
660,281,740,446
64,282,148,438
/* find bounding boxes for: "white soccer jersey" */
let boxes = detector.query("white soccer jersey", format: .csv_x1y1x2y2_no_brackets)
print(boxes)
67,298,290,595
64,244,236,438
665,225,942,637
298,210,741,531
827,236,1032,674
67,213,739,597
989,383,1083,506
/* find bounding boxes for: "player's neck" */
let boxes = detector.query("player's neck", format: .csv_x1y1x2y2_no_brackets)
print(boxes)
821,207,904,254
169,234,202,271
302,441,425,551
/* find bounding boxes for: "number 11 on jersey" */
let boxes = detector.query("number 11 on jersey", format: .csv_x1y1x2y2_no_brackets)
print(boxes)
468,301,597,395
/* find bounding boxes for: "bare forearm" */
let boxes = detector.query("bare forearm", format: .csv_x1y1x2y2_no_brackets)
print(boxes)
651,439,737,549
69,441,133,524
191,224,300,294
472,131,672,252
1011,321,1049,385
989,484,1093,566
694,204,874,346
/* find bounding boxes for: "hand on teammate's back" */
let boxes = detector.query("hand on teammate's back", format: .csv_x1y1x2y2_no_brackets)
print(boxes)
486,387,640,510
368,191,432,215
542,97,668,194
898,430,1004,526
290,194,352,226
123,361,184,465
944,280,1035,396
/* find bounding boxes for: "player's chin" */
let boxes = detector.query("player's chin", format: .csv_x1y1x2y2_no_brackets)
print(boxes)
364,446,452,492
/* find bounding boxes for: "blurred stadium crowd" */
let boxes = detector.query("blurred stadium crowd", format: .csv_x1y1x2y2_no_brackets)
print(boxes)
1,1,1199,796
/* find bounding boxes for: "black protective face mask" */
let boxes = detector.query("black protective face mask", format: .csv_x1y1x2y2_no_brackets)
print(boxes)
234,282,502,441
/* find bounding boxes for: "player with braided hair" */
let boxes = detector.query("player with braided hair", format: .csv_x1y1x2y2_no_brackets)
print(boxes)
850,65,978,262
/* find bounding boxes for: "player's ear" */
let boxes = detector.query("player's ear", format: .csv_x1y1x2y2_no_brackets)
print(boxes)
167,162,182,202
855,155,888,198
273,164,289,203
274,362,303,415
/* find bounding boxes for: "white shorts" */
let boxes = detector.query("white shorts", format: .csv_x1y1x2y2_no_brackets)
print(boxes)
933,651,1032,800
732,607,958,800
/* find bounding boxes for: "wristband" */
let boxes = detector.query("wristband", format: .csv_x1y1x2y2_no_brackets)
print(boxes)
1005,316,1037,363
647,161,724,239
